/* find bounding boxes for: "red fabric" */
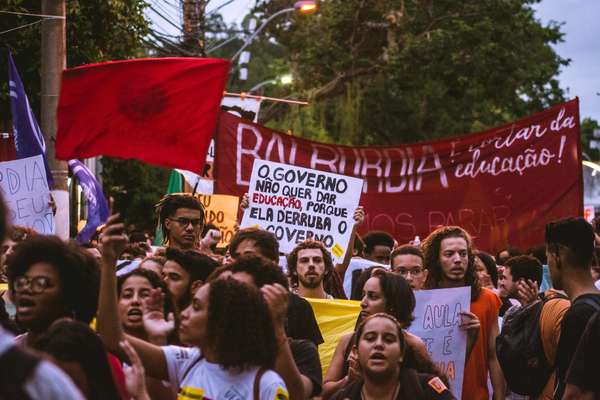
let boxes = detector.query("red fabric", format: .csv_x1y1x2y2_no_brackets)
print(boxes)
462,288,501,400
56,58,230,174
107,352,129,400
214,99,582,252
0,135,16,162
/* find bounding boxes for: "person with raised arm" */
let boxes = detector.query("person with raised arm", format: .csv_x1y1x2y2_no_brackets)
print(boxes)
97,215,289,399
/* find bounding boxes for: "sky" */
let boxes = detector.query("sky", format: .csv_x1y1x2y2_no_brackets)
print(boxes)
148,0,600,121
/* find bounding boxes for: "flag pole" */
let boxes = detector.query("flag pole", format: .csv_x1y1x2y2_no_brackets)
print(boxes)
224,92,309,106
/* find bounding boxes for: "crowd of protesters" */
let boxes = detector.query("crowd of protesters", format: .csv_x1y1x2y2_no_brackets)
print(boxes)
0,191,599,399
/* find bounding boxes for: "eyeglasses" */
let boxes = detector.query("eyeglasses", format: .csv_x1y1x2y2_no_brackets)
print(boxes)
168,217,203,228
14,276,54,294
393,267,424,277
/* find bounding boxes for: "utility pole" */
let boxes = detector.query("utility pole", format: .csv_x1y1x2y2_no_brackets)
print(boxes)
41,0,69,239
181,0,207,56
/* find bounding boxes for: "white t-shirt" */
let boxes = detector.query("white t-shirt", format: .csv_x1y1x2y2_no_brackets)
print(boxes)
163,345,289,400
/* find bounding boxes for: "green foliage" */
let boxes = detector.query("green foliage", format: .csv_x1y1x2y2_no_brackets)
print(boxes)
0,0,151,124
0,0,160,230
101,159,170,232
255,0,569,145
581,117,600,160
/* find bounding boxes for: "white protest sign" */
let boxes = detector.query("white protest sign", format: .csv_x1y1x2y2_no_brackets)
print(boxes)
241,159,363,262
408,286,470,399
0,155,54,234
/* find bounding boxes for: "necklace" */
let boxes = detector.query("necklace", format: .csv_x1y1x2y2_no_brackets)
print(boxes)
360,381,401,400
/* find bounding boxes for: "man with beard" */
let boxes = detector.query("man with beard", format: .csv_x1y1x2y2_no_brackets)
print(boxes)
288,240,336,299
422,226,505,400
154,194,205,251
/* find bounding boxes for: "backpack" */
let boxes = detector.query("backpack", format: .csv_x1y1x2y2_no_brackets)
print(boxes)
496,293,567,396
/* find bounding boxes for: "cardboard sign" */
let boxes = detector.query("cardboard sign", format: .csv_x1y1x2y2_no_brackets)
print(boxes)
241,160,363,262
408,287,470,399
0,155,54,234
196,194,239,247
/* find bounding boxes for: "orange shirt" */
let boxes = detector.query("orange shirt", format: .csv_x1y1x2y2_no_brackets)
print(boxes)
462,288,501,400
535,295,570,400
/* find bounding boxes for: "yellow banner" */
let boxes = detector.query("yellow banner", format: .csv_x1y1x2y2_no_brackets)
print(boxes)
196,194,239,247
306,298,361,374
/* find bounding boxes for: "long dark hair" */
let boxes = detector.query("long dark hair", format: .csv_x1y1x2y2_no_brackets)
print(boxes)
33,319,121,400
353,268,416,328
422,226,481,301
206,279,278,370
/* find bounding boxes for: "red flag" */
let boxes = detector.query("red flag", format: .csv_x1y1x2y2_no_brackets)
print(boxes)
56,58,230,173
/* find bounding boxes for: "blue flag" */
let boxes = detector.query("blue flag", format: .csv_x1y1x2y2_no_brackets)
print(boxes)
68,159,109,244
8,53,53,186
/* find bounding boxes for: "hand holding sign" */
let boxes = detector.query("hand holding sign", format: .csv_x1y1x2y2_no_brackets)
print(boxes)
241,160,363,263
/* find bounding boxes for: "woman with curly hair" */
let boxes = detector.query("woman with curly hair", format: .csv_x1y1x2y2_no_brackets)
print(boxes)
322,269,445,399
97,216,288,399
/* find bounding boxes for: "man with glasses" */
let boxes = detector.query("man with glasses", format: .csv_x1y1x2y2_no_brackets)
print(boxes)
390,244,428,290
155,194,205,251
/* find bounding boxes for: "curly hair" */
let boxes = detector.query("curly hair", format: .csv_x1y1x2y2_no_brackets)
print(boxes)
229,228,280,262
33,319,121,400
7,236,100,324
206,279,277,370
362,231,395,255
422,226,481,301
287,240,334,287
154,194,205,245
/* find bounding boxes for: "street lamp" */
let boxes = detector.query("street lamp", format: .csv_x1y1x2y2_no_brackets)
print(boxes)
231,1,317,61
248,74,294,93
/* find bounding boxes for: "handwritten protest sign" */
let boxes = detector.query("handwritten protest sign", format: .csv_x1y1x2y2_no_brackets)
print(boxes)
241,160,363,262
408,287,470,399
0,155,54,234
216,99,582,252
196,194,239,247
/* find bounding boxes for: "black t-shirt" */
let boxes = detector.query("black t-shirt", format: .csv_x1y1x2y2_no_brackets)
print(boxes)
329,368,455,400
285,293,324,346
289,339,322,397
566,310,600,393
555,293,600,398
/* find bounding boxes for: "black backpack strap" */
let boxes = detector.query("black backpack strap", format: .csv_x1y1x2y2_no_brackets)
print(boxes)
579,297,600,312
253,367,267,400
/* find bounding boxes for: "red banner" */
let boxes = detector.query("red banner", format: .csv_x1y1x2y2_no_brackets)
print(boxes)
214,99,582,252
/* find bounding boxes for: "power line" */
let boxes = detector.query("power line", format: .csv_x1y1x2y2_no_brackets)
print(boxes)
0,19,43,36
0,10,65,19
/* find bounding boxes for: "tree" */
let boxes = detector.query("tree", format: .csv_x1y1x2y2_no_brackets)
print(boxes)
0,0,170,231
254,0,569,145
